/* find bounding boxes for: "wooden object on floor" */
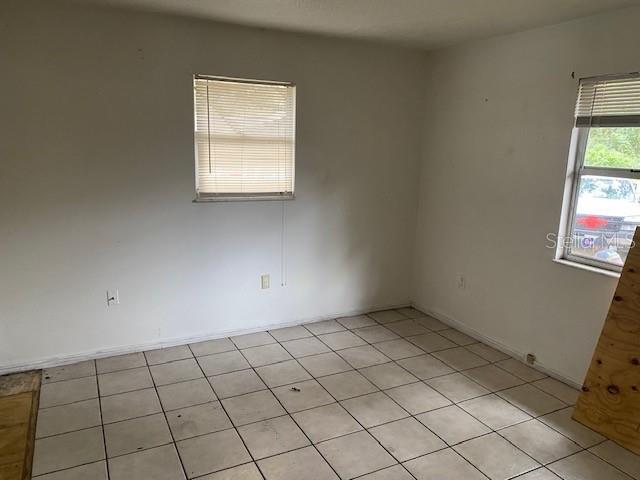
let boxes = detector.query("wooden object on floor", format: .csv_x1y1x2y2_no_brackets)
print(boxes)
0,371,41,480
573,228,640,455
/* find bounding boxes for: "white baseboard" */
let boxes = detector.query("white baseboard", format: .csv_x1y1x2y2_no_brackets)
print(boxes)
0,302,411,375
413,303,583,389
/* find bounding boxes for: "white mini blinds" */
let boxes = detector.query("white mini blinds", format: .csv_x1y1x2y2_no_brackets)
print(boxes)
193,76,296,200
575,73,640,127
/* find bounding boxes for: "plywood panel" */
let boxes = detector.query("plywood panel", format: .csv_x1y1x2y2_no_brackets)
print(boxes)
573,229,640,455
0,371,41,480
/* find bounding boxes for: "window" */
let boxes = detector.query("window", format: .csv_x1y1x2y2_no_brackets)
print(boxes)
193,75,296,201
560,73,640,271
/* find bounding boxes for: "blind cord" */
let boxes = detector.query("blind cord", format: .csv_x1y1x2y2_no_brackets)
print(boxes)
281,200,287,287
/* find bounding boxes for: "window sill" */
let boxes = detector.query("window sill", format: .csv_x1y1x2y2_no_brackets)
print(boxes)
193,194,295,203
552,258,621,279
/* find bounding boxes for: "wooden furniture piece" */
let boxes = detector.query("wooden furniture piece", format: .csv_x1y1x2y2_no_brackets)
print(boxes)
0,371,41,480
573,228,640,455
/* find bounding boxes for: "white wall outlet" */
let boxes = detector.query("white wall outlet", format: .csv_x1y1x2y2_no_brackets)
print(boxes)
457,274,466,289
106,289,120,306
261,274,270,290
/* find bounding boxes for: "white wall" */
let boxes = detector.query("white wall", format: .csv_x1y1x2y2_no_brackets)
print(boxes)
414,7,640,385
0,0,424,371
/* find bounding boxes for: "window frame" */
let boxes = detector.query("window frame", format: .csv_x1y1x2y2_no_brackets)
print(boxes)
192,74,297,203
558,124,640,273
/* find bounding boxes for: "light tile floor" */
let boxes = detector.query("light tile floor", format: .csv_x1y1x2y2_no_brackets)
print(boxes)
33,308,639,480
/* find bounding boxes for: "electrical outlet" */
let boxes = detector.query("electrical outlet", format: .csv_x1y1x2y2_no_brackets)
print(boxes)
106,289,120,306
526,353,536,365
457,274,466,289
261,274,270,290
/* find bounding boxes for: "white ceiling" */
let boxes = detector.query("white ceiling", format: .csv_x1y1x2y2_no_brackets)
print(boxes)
82,0,640,49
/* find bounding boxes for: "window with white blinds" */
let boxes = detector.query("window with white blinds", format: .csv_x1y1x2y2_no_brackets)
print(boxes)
575,74,640,127
193,75,296,200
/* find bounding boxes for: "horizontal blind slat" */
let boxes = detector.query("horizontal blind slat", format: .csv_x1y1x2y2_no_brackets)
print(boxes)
575,75,640,126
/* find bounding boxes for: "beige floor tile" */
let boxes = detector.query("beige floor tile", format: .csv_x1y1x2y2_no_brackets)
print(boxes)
465,343,510,363
538,407,605,448
98,366,153,396
269,325,312,342
96,352,147,374
337,315,377,329
221,390,286,426
407,333,457,352
101,388,162,423
370,417,446,462
208,369,266,399
458,394,531,430
238,415,310,459
353,325,400,343
404,447,486,480
433,347,489,371
156,377,216,411
189,338,236,357
532,378,581,405
516,469,562,480
317,370,378,400
230,331,276,349
455,433,540,480
33,461,107,480
241,343,292,367
368,309,407,324
341,392,408,427
318,330,367,350
281,337,330,358
548,451,633,480
397,355,454,380
39,376,98,408
255,359,312,387
358,465,414,480
337,345,390,369
104,413,172,457
197,351,250,376
196,463,262,480
501,420,581,464
258,446,339,480
317,431,396,478
297,352,352,377
417,405,491,445
36,398,101,438
462,364,524,391
360,362,418,389
497,384,566,417
384,320,430,338
372,339,424,360
425,373,489,402
496,358,547,382
108,444,185,480
438,329,478,346
292,403,362,443
272,379,335,412
149,358,203,386
305,319,346,335
43,360,96,383
590,441,640,479
177,429,251,478
166,401,231,440
385,382,451,415
145,345,193,365
396,307,425,319
414,316,449,331
32,427,105,476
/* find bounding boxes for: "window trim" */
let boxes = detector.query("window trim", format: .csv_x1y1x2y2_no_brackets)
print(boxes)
557,126,639,273
192,74,297,202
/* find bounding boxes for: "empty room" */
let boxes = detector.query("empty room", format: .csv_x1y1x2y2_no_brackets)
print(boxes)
2,0,640,479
